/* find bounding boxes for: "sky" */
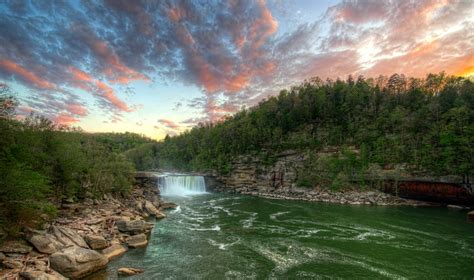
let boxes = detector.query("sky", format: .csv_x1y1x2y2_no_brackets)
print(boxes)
0,0,473,139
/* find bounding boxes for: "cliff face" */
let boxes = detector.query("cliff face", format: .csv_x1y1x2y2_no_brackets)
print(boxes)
210,150,473,206
215,150,306,193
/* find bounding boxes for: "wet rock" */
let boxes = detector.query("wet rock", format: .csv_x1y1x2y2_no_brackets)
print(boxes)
116,220,146,234
117,267,144,276
468,211,474,222
101,244,127,261
49,246,108,279
0,240,33,254
84,235,107,250
144,201,166,218
160,202,178,210
126,234,147,248
26,230,61,254
49,226,89,249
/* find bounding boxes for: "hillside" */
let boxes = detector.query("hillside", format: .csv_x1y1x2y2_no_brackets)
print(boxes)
131,73,473,189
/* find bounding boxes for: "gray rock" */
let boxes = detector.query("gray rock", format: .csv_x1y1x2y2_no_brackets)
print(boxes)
84,235,107,250
116,220,146,234
0,252,5,261
118,267,144,276
27,232,61,254
0,240,33,254
126,234,147,248
50,246,108,279
49,226,89,249
101,244,127,260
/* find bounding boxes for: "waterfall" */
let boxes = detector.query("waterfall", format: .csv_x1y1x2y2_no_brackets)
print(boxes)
160,175,207,196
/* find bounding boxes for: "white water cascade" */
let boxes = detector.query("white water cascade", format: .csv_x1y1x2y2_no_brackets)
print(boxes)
160,175,207,196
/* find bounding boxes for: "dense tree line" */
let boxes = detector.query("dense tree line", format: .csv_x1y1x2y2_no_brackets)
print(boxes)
132,73,473,189
0,85,153,235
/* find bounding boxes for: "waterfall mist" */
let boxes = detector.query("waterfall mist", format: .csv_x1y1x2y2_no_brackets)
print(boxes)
160,175,207,196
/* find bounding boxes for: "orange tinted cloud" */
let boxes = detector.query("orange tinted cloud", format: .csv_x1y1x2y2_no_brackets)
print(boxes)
95,80,133,112
68,66,133,113
90,39,149,84
66,103,88,116
158,119,181,130
53,113,80,125
0,59,55,90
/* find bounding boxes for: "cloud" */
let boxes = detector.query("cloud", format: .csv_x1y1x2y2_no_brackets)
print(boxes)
0,0,472,130
0,59,55,90
157,119,180,130
68,66,133,114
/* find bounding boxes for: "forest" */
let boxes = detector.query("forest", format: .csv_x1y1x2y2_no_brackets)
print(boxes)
133,73,473,185
1,73,473,235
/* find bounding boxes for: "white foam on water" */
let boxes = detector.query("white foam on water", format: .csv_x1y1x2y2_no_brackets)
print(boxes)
270,211,290,221
207,238,240,250
189,224,221,231
242,212,258,228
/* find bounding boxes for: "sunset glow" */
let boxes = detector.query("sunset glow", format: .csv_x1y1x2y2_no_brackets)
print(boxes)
0,0,472,139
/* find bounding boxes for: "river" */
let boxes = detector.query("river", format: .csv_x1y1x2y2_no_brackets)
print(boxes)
98,191,473,279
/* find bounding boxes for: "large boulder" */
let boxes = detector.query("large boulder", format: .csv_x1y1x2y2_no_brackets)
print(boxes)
126,234,147,248
0,240,32,254
116,220,146,234
101,244,127,261
49,226,89,249
49,246,108,279
84,235,107,250
144,201,166,219
26,230,62,254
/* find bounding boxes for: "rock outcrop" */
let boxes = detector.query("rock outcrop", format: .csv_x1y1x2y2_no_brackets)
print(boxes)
102,244,127,260
85,235,107,250
127,234,148,248
50,246,109,279
0,240,33,254
116,220,146,234
0,181,177,280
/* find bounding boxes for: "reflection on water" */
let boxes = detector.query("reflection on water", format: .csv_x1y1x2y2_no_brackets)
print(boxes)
101,194,474,279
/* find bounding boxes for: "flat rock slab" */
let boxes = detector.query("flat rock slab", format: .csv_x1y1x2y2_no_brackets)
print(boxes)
101,244,127,261
127,234,148,248
118,267,144,276
0,240,33,254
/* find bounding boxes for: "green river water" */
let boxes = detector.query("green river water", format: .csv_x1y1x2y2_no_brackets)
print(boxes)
99,193,473,279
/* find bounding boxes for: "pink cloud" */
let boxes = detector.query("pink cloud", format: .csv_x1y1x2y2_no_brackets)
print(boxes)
0,59,55,90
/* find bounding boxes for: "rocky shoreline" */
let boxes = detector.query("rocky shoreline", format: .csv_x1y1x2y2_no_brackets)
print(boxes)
0,183,177,280
215,186,442,206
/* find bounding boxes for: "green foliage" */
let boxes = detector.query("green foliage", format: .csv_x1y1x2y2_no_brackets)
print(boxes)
151,73,473,187
0,88,140,235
